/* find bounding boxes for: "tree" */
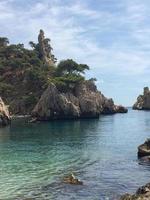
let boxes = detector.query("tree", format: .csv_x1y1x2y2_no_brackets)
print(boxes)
89,78,97,82
29,41,37,49
0,37,9,47
56,59,90,76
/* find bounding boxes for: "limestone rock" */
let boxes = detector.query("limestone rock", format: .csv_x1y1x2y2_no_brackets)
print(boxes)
38,29,57,66
32,83,80,120
138,139,150,157
0,97,11,126
133,87,150,110
32,81,127,120
120,182,150,200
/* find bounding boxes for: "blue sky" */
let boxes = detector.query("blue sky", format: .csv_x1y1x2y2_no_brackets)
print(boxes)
0,0,150,106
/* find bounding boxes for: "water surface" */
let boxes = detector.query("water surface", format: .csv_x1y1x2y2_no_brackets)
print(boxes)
0,109,150,200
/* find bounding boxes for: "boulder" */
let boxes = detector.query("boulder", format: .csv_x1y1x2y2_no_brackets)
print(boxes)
138,139,150,157
63,173,83,185
120,182,150,200
133,87,150,110
115,105,128,113
32,81,128,120
0,97,11,126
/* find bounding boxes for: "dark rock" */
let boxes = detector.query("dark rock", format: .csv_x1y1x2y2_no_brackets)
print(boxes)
63,173,83,185
32,81,127,120
115,105,128,113
138,139,150,157
133,87,150,110
120,182,150,200
0,97,11,126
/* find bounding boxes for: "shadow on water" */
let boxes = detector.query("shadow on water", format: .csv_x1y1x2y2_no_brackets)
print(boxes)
8,118,100,141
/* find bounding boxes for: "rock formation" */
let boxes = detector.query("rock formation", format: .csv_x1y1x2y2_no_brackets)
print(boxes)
38,29,57,66
63,173,83,185
0,97,11,126
138,139,150,157
120,182,150,200
133,87,150,110
32,81,127,120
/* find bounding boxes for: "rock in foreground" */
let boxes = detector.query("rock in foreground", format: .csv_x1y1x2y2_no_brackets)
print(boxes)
138,139,150,158
0,97,11,126
133,87,150,110
63,173,83,185
32,81,127,120
120,182,150,200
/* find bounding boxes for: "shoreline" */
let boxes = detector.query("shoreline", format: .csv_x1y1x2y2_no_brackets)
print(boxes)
10,115,31,119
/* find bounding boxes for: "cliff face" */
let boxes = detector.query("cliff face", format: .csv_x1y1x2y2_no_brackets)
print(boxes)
32,81,127,120
0,97,11,126
133,87,150,110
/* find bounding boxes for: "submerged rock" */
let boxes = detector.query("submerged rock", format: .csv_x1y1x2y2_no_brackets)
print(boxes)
138,139,150,157
0,97,11,126
133,87,150,110
63,173,83,185
32,81,127,120
120,182,150,200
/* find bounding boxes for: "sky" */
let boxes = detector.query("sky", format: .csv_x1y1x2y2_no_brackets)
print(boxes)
0,0,150,106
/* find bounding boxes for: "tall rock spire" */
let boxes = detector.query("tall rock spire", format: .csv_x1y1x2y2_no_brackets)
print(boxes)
38,29,57,66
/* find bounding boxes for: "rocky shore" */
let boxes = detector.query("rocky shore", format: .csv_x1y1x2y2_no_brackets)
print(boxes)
120,182,150,200
32,80,127,121
0,97,11,126
133,87,150,110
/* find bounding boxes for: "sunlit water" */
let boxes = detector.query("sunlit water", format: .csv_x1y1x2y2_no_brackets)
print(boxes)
0,109,150,200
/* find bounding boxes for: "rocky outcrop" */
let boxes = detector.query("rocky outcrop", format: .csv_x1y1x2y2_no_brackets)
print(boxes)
63,173,83,185
138,139,150,157
32,81,127,120
0,97,11,126
38,29,57,66
120,182,150,200
133,87,150,110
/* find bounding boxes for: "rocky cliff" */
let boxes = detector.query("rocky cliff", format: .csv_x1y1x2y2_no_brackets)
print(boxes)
0,97,11,126
32,81,127,120
133,87,150,110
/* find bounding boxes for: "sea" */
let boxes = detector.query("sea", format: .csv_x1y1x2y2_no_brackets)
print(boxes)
0,108,150,200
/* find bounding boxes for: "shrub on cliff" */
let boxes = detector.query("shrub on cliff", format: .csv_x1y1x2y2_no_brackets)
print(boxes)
0,32,90,114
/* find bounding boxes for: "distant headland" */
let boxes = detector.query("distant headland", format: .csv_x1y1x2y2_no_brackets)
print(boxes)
133,87,150,110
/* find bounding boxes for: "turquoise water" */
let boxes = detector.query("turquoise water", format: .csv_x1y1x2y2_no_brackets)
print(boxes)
0,109,150,200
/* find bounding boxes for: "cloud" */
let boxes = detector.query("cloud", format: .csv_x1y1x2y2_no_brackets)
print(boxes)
0,0,150,105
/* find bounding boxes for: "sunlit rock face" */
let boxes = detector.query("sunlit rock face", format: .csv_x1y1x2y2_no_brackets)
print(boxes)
38,29,57,66
133,87,150,110
32,81,127,120
0,97,11,126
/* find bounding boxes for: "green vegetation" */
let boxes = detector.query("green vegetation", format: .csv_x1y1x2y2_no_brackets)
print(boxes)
0,34,90,114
